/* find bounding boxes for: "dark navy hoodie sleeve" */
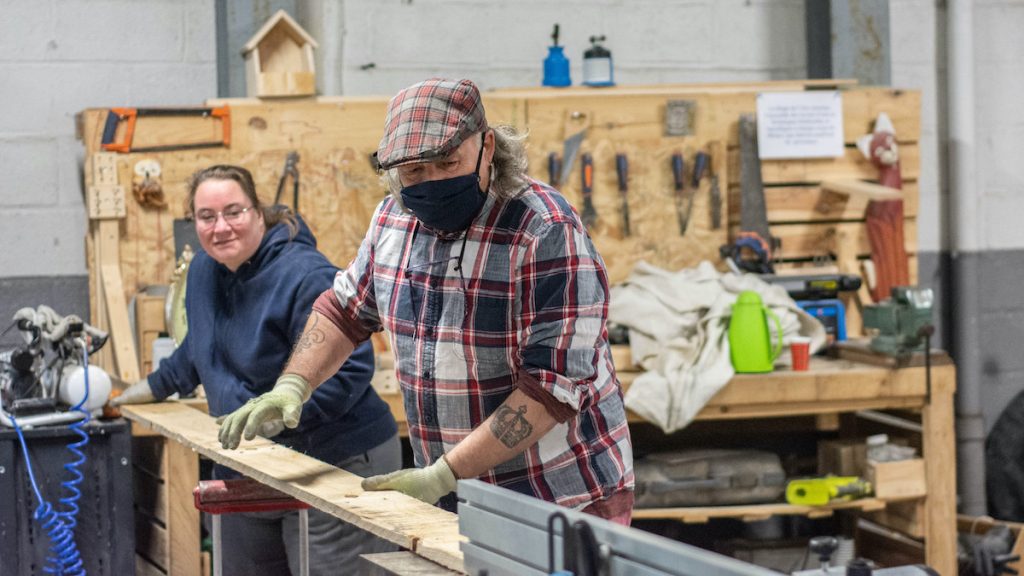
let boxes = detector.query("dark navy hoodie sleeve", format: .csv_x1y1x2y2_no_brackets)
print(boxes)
151,213,395,469
147,330,201,400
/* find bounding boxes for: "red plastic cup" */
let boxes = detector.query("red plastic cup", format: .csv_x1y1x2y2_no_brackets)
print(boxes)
790,336,811,371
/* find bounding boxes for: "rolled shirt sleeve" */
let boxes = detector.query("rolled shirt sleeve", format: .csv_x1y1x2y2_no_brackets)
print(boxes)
515,220,610,421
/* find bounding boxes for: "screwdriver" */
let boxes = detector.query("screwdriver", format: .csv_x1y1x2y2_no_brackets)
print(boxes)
615,153,631,236
692,151,709,187
671,153,686,235
547,152,562,188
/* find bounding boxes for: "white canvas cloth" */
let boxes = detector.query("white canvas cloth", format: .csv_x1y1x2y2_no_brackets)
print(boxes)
608,261,827,433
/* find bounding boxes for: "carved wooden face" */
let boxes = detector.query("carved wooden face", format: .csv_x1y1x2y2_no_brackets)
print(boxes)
870,132,899,168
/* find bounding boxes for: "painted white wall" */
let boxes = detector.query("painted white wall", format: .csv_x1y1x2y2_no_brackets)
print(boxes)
975,1,1024,251
313,0,806,95
11,0,1024,277
889,0,943,254
0,0,216,278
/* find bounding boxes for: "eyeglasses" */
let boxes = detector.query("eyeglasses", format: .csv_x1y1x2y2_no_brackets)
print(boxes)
193,205,254,228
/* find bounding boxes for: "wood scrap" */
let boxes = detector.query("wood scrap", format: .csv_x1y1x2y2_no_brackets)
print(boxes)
120,402,464,572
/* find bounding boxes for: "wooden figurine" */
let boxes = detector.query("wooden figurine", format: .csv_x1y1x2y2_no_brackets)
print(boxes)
242,10,318,98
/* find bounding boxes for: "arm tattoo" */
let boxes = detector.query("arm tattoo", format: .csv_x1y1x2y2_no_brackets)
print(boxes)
490,405,533,449
295,315,327,351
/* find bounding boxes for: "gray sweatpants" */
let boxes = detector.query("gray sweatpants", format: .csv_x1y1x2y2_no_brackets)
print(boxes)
217,434,403,576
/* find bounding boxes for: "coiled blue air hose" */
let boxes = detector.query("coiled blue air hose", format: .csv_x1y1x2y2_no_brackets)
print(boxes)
11,338,91,575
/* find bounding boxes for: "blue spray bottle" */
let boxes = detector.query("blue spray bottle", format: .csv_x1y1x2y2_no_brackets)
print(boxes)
543,24,571,87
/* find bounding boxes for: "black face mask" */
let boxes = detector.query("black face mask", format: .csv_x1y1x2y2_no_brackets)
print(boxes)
400,135,487,233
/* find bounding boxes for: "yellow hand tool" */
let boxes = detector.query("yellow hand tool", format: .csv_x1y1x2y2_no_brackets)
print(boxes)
785,476,872,506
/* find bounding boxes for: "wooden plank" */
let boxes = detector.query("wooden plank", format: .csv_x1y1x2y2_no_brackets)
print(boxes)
99,218,140,382
920,362,958,576
711,88,920,146
135,553,166,576
632,497,897,523
135,511,168,571
821,179,904,202
120,402,465,572
485,78,859,100
133,466,167,524
867,500,926,539
361,551,461,575
733,219,918,261
728,182,919,223
728,143,920,184
165,438,201,576
133,436,167,478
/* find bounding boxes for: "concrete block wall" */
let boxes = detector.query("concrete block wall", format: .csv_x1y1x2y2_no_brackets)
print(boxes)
971,1,1024,432
312,0,807,95
0,0,216,346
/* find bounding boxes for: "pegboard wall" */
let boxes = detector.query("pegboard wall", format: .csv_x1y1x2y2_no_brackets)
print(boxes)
78,80,920,376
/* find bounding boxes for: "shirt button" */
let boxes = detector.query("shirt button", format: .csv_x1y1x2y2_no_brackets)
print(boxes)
425,327,434,337
423,370,431,380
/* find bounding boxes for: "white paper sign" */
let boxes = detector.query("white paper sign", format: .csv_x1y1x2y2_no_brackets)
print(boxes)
756,91,845,159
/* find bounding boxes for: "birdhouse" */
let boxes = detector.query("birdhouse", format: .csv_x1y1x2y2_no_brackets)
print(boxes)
242,10,318,98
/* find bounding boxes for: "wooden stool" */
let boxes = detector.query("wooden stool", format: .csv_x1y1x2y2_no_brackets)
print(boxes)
194,478,311,576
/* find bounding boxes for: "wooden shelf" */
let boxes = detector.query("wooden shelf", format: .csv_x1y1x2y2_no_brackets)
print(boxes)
632,497,918,524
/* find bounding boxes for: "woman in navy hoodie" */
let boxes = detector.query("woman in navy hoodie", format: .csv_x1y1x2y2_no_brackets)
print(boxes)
113,164,400,575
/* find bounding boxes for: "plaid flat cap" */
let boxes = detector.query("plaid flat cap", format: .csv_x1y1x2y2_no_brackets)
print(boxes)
376,78,488,170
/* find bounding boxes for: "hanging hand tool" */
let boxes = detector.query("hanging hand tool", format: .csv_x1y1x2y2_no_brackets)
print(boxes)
708,141,723,230
721,115,776,273
671,153,688,235
547,152,562,188
274,152,301,213
559,128,588,186
580,153,597,229
101,106,231,153
615,153,631,236
692,151,709,188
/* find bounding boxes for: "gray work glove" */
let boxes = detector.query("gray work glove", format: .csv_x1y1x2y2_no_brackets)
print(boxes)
110,378,156,406
361,456,458,505
217,374,311,450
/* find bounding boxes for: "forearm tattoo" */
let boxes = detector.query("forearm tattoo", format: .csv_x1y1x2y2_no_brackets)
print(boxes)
295,315,327,351
490,405,533,449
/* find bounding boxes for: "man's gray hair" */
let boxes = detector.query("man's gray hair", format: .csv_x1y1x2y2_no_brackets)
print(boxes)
383,125,530,207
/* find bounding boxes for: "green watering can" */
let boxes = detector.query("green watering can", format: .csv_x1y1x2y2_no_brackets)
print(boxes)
729,291,783,373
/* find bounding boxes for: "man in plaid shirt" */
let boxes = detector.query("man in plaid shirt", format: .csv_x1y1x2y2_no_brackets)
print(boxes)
219,78,634,524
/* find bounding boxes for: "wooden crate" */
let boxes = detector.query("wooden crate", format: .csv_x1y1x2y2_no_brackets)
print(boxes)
867,458,927,500
132,434,201,576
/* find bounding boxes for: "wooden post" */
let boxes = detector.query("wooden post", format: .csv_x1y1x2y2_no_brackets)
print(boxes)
87,152,140,383
165,439,201,576
921,363,957,575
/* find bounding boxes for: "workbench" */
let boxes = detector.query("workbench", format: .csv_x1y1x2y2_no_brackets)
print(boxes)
121,355,957,576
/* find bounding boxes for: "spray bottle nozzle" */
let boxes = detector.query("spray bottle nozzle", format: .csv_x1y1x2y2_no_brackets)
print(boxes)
589,35,606,46
551,24,560,46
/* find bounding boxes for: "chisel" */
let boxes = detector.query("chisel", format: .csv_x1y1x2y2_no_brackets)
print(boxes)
580,153,597,229
671,153,686,234
615,153,631,236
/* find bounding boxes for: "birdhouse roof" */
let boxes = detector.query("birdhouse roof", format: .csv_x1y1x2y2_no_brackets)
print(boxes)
243,9,319,54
